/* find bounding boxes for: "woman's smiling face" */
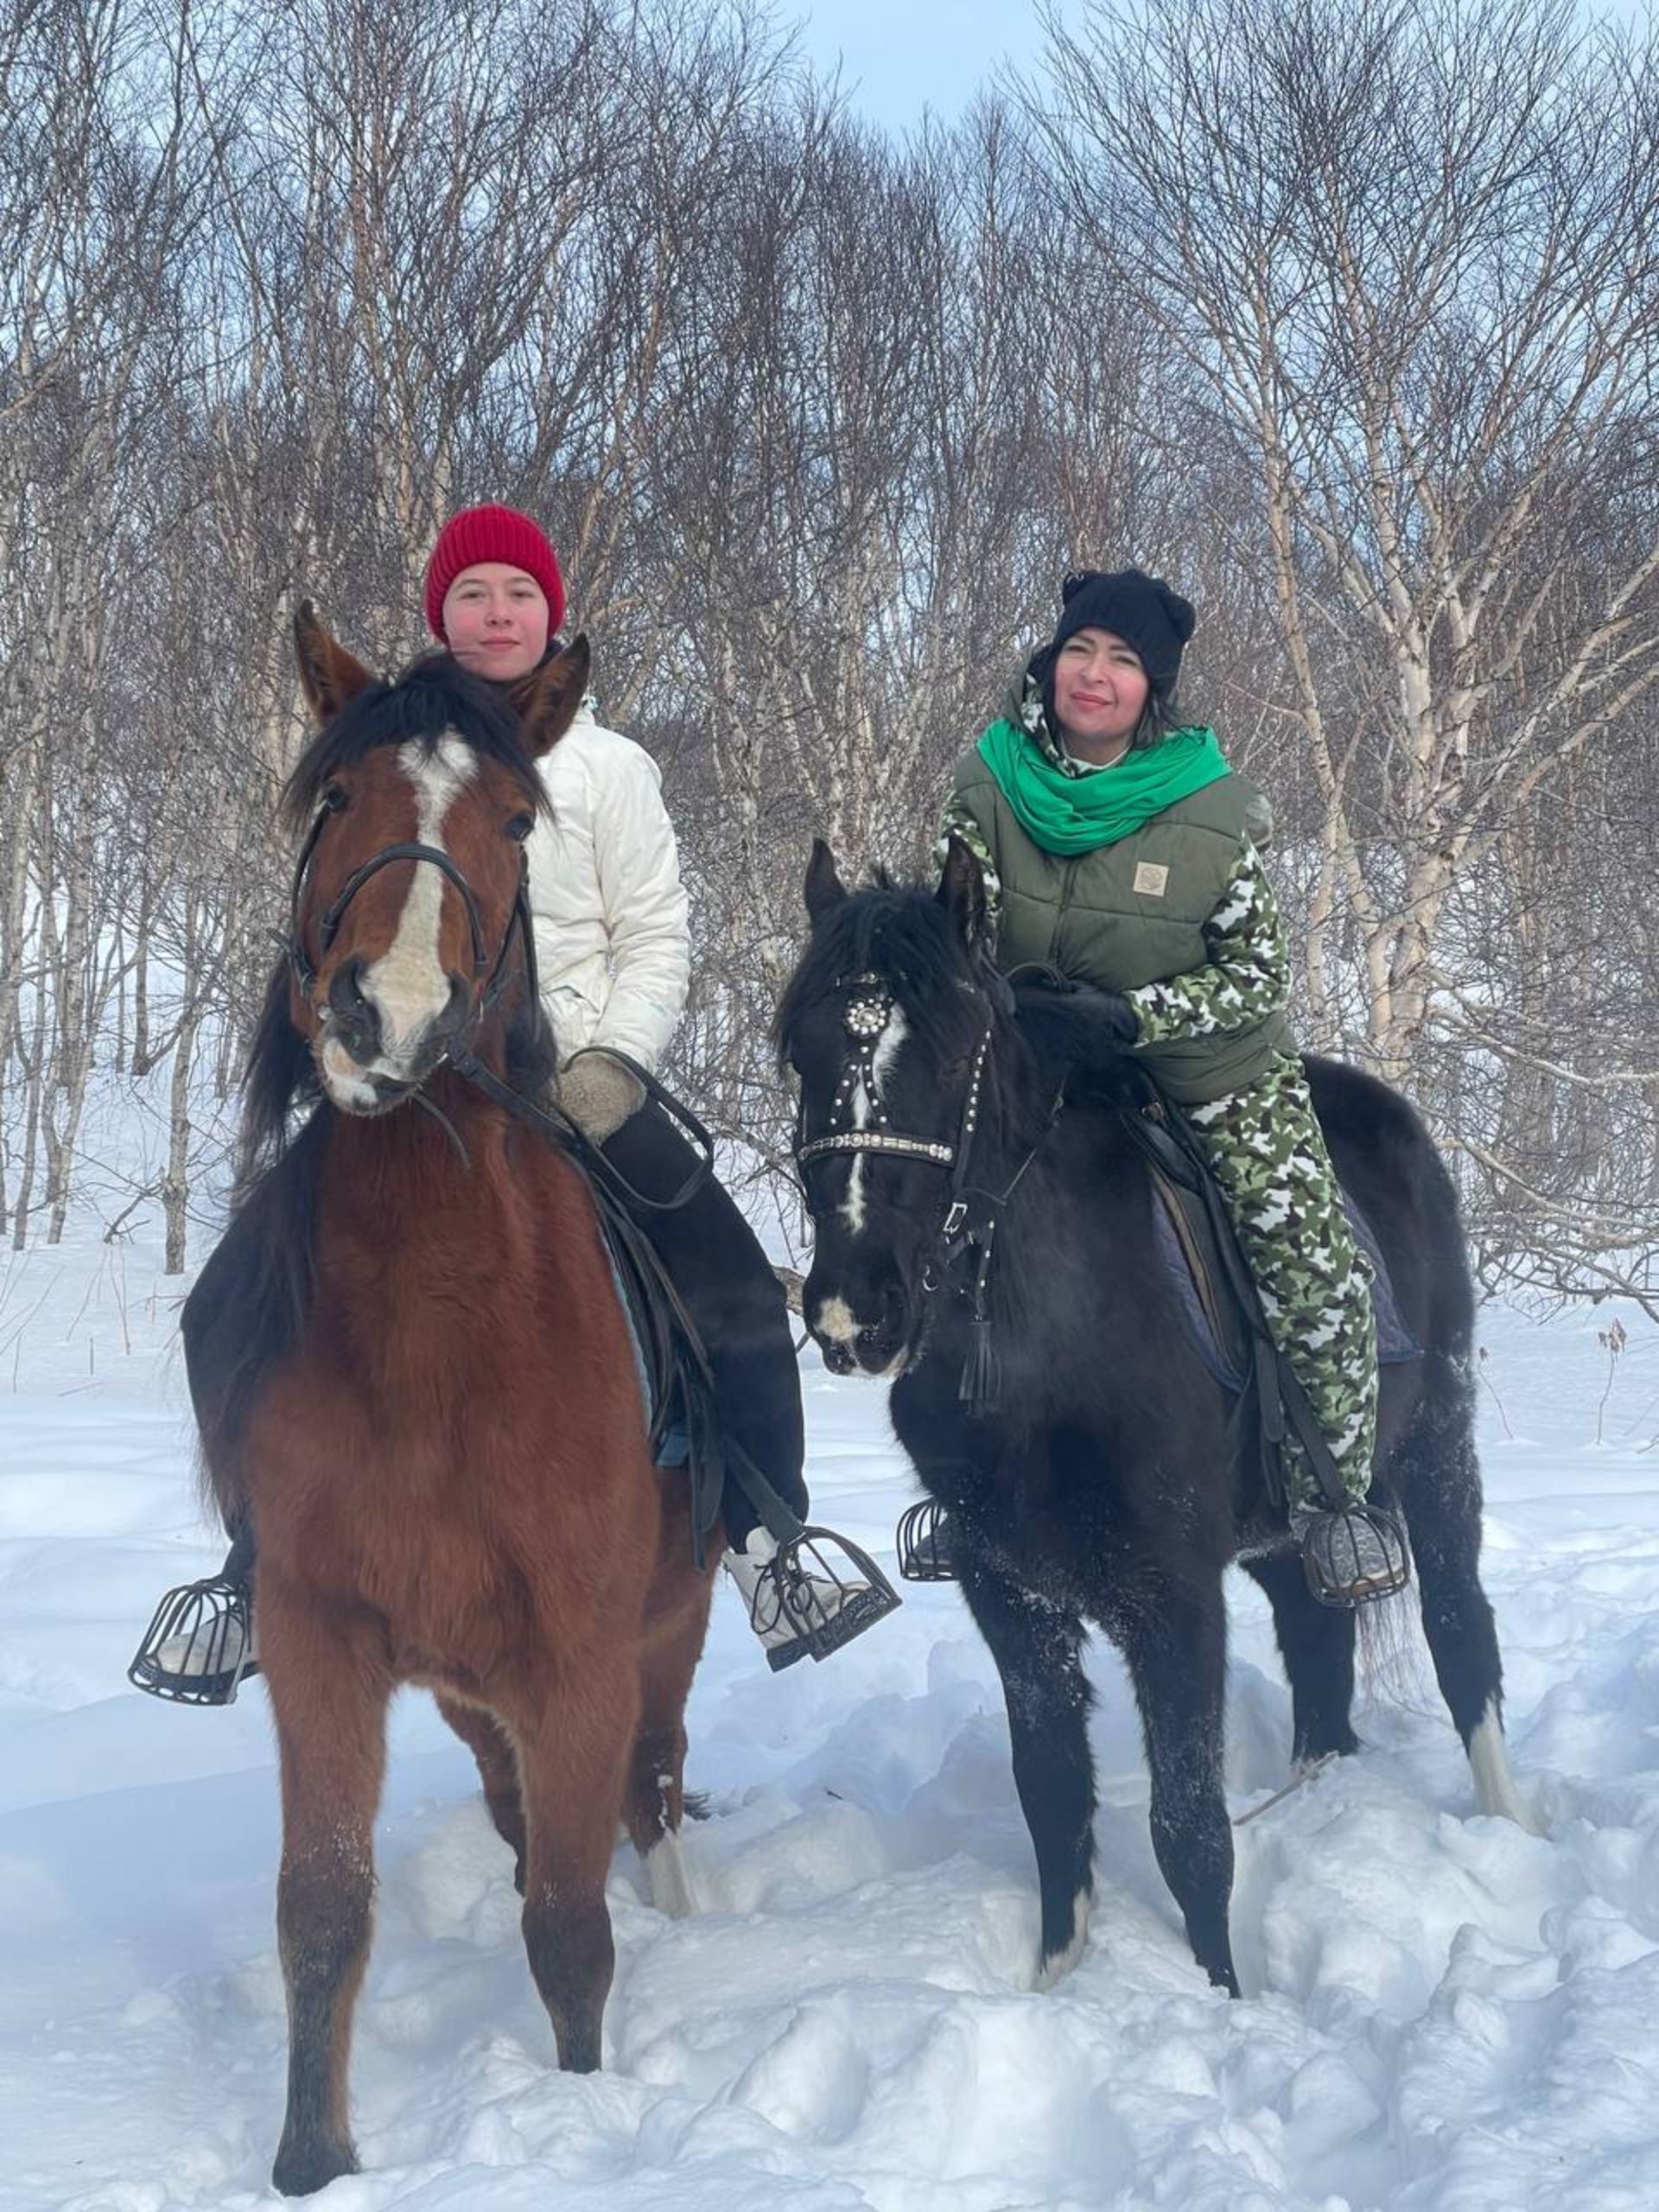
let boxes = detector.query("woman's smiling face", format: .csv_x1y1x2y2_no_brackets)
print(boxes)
1052,626,1150,760
441,563,550,682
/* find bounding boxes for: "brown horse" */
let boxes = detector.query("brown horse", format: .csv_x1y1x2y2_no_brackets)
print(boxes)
190,610,716,2196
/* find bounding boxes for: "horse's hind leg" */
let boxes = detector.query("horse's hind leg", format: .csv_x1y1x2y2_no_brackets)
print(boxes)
438,1694,528,1891
512,1678,641,2071
1240,1549,1359,1764
958,1557,1097,1989
1116,1568,1239,1995
623,1597,710,1919
264,1599,391,2197
1395,1374,1537,1830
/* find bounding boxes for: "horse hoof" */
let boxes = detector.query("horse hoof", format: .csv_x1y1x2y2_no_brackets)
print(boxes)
272,2136,359,2197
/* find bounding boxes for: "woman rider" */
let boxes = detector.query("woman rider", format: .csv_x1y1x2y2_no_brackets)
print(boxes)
935,566,1408,1607
135,504,898,1699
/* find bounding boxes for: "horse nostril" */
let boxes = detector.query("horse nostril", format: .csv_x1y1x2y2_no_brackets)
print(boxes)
327,957,378,1054
330,957,368,1014
439,970,471,1034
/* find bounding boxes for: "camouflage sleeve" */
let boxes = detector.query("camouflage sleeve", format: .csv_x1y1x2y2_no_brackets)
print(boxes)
1126,839,1290,1043
933,791,1003,950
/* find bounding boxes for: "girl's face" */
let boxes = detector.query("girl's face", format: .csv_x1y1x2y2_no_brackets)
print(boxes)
1052,626,1150,760
441,563,550,682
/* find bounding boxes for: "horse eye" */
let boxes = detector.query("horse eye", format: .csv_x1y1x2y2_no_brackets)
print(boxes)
505,812,535,842
321,785,348,815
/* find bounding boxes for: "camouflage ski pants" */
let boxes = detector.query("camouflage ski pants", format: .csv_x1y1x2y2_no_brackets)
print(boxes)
1185,1052,1377,1511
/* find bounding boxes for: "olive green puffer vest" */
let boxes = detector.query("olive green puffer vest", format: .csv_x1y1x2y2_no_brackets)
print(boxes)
950,748,1292,1105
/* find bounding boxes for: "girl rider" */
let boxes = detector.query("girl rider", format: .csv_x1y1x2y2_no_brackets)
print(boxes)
135,505,898,1700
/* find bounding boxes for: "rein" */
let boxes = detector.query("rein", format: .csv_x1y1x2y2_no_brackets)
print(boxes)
278,809,530,1039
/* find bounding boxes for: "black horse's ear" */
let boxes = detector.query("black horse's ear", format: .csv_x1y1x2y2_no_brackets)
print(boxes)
804,837,849,927
293,601,374,724
512,633,592,758
937,834,987,945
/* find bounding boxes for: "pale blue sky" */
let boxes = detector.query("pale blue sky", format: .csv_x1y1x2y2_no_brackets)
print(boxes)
794,0,1044,130
798,0,1650,130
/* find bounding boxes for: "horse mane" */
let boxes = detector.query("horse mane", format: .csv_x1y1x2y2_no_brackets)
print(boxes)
774,868,1144,1115
282,652,550,836
773,870,990,1070
193,653,563,1514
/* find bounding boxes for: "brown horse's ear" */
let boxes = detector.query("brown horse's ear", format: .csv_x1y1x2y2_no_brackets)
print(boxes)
937,834,987,945
293,601,374,725
804,837,849,927
512,634,592,758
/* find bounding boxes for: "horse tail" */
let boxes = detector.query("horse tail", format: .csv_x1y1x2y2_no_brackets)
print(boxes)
1353,1577,1431,1708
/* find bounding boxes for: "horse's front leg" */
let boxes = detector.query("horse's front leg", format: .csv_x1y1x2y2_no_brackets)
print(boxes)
1116,1566,1239,1996
263,1591,391,2196
957,1553,1096,1989
512,1677,641,2071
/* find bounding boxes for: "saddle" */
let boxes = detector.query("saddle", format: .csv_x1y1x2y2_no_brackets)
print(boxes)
1121,1093,1421,1508
554,1058,812,1569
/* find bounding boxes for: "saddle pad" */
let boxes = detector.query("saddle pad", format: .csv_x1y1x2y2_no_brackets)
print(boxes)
601,1236,690,1468
1150,1190,1421,1395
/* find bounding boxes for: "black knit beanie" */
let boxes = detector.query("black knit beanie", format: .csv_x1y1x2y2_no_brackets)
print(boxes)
1044,567,1197,697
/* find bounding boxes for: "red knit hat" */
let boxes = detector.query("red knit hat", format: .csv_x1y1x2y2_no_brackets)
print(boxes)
423,504,566,639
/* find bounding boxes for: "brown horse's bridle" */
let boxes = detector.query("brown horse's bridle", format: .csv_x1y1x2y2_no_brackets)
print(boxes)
278,797,715,1213
279,800,536,1032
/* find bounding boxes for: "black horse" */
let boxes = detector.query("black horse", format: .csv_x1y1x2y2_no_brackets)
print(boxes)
777,840,1535,1998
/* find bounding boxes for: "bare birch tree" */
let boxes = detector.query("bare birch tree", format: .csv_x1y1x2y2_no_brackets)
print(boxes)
1033,0,1659,1295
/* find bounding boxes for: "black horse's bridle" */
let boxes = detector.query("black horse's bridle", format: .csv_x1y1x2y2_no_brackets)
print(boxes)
793,971,994,1221
791,968,1061,1414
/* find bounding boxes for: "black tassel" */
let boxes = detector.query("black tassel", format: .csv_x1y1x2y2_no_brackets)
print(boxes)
959,1313,1001,1417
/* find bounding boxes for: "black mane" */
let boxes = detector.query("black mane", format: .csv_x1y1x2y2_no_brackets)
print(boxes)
774,873,989,1071
282,652,550,836
774,870,1147,1113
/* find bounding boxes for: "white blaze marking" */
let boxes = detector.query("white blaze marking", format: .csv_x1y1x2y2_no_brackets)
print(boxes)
360,735,475,1061
839,1005,909,1236
1468,1700,1541,1832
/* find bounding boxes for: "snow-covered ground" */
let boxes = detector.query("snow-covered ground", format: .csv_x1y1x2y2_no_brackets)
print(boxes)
3,1224,1658,2211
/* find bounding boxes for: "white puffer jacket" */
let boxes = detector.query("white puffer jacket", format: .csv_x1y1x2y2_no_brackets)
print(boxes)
524,702,690,1073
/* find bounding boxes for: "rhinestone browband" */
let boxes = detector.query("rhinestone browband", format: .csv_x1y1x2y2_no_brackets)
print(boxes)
797,1131,957,1166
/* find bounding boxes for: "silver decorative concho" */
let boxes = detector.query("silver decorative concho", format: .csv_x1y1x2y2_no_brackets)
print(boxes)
796,973,962,1171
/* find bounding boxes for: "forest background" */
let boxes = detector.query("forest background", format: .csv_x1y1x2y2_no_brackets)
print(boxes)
3,0,1656,1307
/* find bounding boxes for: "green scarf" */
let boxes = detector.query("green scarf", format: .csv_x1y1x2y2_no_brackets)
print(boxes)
976,719,1233,854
